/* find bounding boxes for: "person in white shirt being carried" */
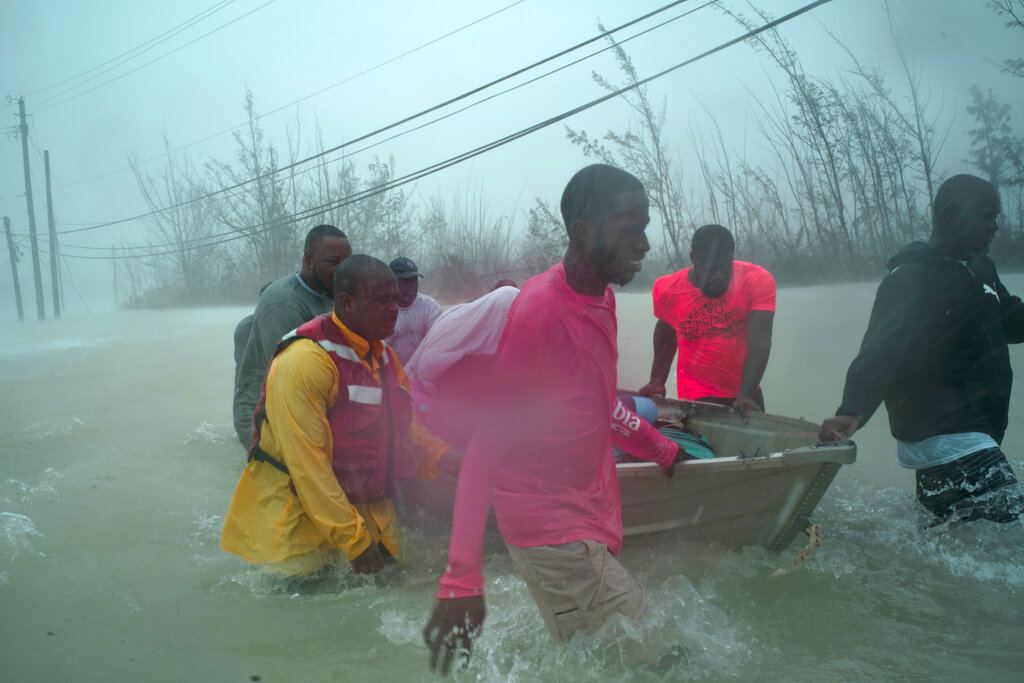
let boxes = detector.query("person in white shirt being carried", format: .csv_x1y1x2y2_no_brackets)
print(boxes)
386,256,442,365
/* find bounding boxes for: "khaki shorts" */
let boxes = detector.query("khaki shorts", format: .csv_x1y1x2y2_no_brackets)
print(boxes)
506,539,646,644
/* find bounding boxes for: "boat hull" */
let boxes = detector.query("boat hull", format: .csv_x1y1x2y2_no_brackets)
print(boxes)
617,396,855,550
398,396,856,551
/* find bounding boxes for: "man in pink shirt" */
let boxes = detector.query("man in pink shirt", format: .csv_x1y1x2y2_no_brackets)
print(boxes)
422,165,684,673
639,224,776,419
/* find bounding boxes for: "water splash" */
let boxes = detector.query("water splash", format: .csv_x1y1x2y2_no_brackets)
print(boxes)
3,467,62,504
184,421,234,445
0,336,109,359
185,511,225,553
8,418,85,443
0,512,44,564
813,478,1024,588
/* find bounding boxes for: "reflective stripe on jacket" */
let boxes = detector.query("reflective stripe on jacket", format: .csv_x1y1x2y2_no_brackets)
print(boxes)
222,313,448,571
290,314,413,504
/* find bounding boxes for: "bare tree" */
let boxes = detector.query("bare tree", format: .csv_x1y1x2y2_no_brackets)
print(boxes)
206,89,297,284
826,1,951,214
728,5,854,253
129,137,214,304
521,197,566,275
358,156,418,260
565,25,690,268
419,183,523,300
988,0,1024,77
966,85,1024,191
306,118,362,240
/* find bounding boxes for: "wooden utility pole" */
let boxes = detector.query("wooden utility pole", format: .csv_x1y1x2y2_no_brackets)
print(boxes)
4,216,25,321
44,150,61,318
18,97,45,320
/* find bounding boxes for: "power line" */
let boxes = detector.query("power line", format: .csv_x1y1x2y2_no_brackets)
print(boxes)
59,0,719,253
0,0,526,202
30,0,280,114
58,248,93,315
46,0,700,236
58,0,836,261
24,1,237,98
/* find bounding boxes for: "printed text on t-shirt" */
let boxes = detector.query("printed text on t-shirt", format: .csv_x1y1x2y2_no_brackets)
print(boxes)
679,300,745,342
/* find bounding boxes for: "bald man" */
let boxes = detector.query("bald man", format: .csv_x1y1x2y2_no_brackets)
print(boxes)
820,174,1024,524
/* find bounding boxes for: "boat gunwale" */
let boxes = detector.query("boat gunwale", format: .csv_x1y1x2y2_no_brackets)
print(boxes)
615,442,857,476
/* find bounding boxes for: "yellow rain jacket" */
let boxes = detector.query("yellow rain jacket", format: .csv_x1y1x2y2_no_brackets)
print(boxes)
220,313,449,575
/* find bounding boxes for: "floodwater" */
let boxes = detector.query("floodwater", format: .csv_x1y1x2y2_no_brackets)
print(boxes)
2,276,1023,682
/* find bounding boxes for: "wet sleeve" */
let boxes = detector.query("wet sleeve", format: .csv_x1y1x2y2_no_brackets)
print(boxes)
437,423,501,599
234,315,253,369
996,275,1024,343
609,399,677,466
407,415,450,481
437,309,539,598
748,267,777,312
836,271,919,425
265,342,373,561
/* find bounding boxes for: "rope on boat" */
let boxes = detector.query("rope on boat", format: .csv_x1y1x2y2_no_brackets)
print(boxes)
771,523,821,577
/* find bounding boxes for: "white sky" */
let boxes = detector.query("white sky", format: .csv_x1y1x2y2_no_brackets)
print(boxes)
0,0,1022,316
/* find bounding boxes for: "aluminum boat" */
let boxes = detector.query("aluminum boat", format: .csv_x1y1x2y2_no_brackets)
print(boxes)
398,394,856,551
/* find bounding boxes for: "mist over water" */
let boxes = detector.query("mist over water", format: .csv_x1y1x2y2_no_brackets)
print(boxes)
1,277,1023,682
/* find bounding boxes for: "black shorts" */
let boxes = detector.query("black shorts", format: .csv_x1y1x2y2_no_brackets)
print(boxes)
915,447,1024,523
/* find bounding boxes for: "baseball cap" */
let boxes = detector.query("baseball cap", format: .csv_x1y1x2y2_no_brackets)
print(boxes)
389,256,422,279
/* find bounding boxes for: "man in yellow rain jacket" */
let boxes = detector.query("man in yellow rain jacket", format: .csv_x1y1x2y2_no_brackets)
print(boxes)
221,255,457,577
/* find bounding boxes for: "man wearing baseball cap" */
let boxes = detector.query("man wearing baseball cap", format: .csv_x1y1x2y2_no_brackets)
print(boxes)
386,256,442,365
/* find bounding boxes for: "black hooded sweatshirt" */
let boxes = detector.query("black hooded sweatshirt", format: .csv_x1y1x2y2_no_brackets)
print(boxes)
837,241,1024,444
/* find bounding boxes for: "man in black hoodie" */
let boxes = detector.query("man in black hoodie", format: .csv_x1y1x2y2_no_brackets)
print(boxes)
820,174,1024,523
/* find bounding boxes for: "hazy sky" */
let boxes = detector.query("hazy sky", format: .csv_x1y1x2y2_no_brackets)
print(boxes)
1,0,1021,316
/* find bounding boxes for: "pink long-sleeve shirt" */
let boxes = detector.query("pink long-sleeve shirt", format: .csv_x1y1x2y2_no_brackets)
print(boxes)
437,262,677,599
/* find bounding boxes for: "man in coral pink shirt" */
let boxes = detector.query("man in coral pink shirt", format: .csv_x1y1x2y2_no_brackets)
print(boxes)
639,224,776,419
422,165,683,673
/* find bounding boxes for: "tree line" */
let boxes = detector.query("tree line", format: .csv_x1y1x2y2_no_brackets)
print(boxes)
559,4,1024,285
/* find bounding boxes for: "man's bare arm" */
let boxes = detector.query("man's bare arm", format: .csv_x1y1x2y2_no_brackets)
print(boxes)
734,310,774,419
639,320,678,397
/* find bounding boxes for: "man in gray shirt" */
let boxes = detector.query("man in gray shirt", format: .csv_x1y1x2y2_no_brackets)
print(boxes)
233,225,352,446
233,283,272,376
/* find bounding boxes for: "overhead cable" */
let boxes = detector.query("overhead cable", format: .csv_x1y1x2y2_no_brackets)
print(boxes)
0,0,525,204
24,0,236,98
61,0,719,252
48,0,699,235
59,0,835,261
31,0,280,114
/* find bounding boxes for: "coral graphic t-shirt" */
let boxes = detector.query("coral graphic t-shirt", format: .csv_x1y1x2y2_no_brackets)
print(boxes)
652,261,775,400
